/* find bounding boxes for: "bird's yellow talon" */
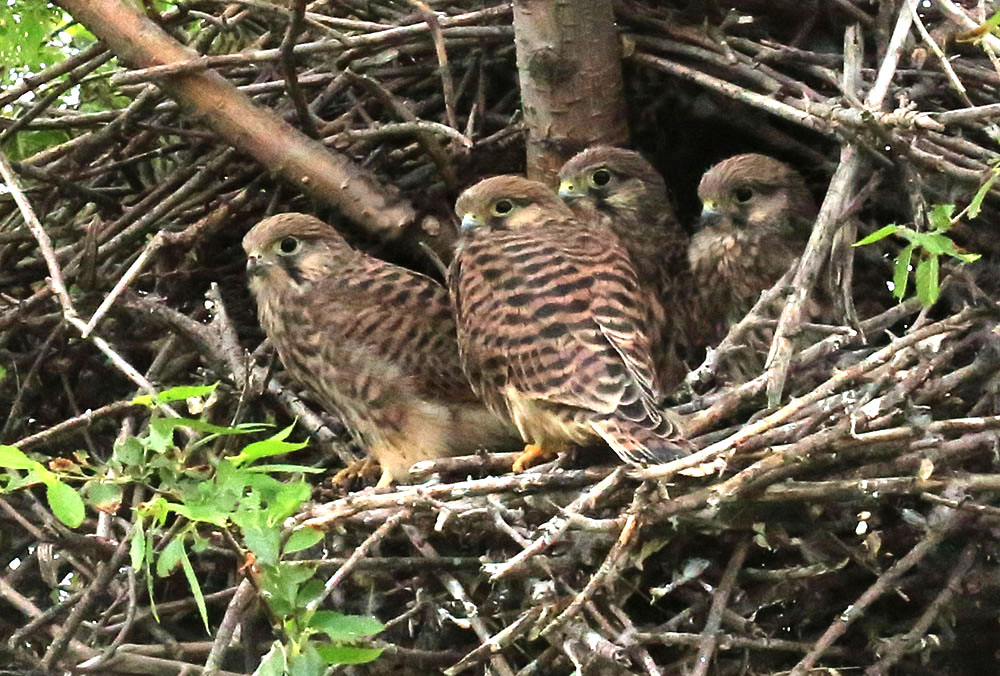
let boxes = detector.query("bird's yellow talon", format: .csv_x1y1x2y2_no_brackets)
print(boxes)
512,443,547,472
375,468,394,488
331,457,380,486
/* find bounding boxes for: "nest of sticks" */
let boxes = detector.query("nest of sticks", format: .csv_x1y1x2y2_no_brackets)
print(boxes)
2,0,1000,674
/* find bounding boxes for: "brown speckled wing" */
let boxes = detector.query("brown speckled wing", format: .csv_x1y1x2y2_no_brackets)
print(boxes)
304,259,473,406
451,224,681,464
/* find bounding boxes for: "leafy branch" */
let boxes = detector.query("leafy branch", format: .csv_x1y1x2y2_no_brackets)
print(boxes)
854,166,992,306
0,383,385,674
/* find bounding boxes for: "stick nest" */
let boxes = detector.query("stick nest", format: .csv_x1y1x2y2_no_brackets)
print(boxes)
2,1,1000,674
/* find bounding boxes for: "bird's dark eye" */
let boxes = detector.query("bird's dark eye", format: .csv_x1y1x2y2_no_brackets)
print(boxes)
277,236,300,255
492,199,514,216
591,168,612,187
734,186,754,203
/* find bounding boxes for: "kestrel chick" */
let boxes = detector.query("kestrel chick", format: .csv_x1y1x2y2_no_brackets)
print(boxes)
690,153,817,328
449,176,690,469
558,147,691,389
243,213,517,486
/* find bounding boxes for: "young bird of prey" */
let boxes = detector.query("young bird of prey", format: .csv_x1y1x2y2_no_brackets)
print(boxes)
243,213,518,486
449,175,690,470
557,147,692,390
689,153,817,331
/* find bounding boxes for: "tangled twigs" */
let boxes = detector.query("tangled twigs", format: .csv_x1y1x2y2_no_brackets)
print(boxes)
3,1,1000,673
692,536,751,676
865,541,977,676
488,467,627,581
538,483,649,639
789,490,974,676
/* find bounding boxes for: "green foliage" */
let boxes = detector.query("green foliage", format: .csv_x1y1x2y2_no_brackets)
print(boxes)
0,444,86,527
0,0,65,81
854,168,991,307
0,383,384,672
1,1,123,160
955,10,1000,45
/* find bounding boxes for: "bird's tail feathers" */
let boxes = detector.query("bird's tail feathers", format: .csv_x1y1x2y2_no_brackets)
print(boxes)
589,416,692,466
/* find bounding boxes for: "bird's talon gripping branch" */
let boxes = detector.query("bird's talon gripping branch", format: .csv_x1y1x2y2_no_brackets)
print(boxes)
512,443,547,473
331,457,380,486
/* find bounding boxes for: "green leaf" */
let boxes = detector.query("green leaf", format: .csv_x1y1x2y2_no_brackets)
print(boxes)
86,480,123,514
967,169,998,219
309,611,384,641
284,528,324,555
915,232,957,256
131,518,146,571
953,251,982,264
178,544,211,633
853,224,898,247
296,579,325,607
113,435,146,467
289,642,326,676
157,534,187,577
158,383,219,404
314,644,384,665
132,383,219,407
0,365,6,382
0,445,39,471
266,481,312,523
915,255,940,307
243,464,323,475
147,417,267,453
258,563,317,617
893,244,914,300
987,9,1000,30
144,531,159,622
233,508,281,566
253,642,286,676
47,480,86,528
229,423,308,467
928,203,956,231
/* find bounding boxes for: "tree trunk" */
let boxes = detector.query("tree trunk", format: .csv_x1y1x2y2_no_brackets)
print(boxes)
513,0,630,183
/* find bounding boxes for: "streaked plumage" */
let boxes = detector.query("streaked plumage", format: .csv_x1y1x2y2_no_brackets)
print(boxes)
243,212,517,485
690,153,817,331
449,176,689,468
558,147,692,389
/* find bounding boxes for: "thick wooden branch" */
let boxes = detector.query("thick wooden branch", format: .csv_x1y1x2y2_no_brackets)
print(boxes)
54,0,416,241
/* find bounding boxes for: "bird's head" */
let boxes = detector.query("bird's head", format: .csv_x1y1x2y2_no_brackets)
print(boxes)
455,175,573,235
242,213,352,295
557,146,670,222
696,153,816,238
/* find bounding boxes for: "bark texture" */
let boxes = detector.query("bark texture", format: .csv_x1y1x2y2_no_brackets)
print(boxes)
513,0,629,183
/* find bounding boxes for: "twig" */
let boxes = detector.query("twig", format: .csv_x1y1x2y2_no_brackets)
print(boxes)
488,468,626,581
280,0,321,138
692,536,750,676
539,484,647,638
402,524,516,676
865,542,977,675
0,148,176,414
640,308,979,481
907,0,973,106
306,510,408,614
202,579,256,675
444,607,543,676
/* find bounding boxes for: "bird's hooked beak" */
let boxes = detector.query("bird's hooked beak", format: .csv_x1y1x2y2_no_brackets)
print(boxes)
558,179,585,201
696,199,721,230
460,212,483,231
246,253,266,277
